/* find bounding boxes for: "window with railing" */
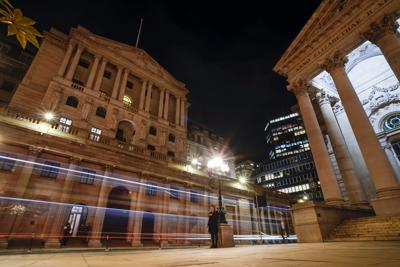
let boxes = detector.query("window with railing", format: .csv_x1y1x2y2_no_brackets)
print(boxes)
145,183,157,196
0,153,16,171
79,169,96,185
40,161,60,178
58,117,72,133
89,127,102,142
170,186,179,199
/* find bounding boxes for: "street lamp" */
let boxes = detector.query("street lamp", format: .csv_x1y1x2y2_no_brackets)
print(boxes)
43,111,55,121
207,156,228,224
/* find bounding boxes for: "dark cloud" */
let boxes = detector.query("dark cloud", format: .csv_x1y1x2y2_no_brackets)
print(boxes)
12,0,321,161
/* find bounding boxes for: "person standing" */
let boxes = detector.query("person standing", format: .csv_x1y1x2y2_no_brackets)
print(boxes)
208,205,219,248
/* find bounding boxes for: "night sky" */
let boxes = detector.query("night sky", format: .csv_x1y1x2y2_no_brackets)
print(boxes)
13,0,321,162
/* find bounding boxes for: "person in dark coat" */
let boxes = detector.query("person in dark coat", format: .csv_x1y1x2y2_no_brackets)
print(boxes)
60,222,71,245
208,205,219,248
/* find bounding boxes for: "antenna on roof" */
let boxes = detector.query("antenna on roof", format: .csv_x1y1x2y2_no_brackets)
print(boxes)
135,18,144,48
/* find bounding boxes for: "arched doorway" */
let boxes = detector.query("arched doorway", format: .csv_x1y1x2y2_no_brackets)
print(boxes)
116,120,136,144
102,186,130,240
141,212,155,245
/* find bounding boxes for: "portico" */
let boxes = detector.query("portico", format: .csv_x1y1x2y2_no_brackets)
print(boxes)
274,0,400,242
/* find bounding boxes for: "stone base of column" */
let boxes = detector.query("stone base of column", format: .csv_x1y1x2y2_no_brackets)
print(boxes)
44,238,61,248
0,238,8,249
371,187,400,216
218,223,235,248
130,240,143,247
88,239,103,248
325,198,346,206
291,201,373,243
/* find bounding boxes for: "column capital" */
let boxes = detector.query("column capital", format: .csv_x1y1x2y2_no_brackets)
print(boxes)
76,43,85,52
315,91,331,106
287,78,309,96
362,12,399,43
320,50,348,72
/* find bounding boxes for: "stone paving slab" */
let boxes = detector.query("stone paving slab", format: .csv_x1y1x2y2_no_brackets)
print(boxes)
0,242,399,267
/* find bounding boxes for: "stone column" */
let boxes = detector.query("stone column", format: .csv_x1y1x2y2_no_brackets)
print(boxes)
88,166,113,248
363,13,400,81
182,187,191,245
158,89,165,118
111,67,123,99
0,147,41,249
65,44,84,81
322,51,400,216
160,184,170,247
118,69,129,102
93,58,107,92
288,79,344,204
44,157,81,248
81,99,93,121
86,55,100,89
316,92,368,205
139,80,147,110
131,178,146,247
57,42,74,77
175,97,181,125
163,91,170,120
145,82,153,112
180,99,185,126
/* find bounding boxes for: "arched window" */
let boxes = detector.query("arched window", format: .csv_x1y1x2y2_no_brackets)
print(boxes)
66,96,79,108
149,126,157,136
168,133,175,143
95,107,107,118
383,114,400,131
123,95,132,107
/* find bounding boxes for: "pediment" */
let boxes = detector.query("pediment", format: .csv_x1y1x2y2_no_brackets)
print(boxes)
73,27,185,90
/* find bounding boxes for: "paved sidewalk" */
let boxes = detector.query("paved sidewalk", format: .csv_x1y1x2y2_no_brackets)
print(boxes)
0,242,399,267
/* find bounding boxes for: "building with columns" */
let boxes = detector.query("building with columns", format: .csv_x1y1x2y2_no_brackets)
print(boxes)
274,0,400,242
0,26,294,249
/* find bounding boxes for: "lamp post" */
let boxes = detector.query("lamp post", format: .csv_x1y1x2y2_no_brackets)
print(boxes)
207,157,228,224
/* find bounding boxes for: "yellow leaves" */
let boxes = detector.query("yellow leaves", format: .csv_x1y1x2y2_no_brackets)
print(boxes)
0,0,42,49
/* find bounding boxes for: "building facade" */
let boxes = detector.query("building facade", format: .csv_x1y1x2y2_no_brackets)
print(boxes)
0,34,35,107
0,26,293,249
274,0,400,226
235,160,259,181
253,113,323,202
186,122,236,179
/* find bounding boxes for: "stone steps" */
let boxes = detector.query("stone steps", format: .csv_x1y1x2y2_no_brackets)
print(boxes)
327,216,400,242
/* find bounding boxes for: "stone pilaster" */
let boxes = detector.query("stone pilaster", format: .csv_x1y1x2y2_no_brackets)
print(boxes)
158,89,165,118
131,178,146,247
86,55,100,89
111,67,123,99
288,79,344,204
175,97,181,125
93,59,107,92
180,99,185,126
57,42,74,77
118,69,129,102
145,82,153,112
88,165,113,248
139,80,147,110
65,44,84,81
321,51,400,216
44,157,82,248
316,91,368,205
163,91,170,120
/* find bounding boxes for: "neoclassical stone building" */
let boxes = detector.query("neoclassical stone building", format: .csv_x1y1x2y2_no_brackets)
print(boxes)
0,26,292,249
274,0,400,241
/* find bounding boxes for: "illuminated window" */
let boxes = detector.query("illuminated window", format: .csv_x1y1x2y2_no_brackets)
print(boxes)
58,117,72,133
89,127,102,142
123,95,132,107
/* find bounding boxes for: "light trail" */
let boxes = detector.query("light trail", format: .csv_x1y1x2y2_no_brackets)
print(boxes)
0,154,290,211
